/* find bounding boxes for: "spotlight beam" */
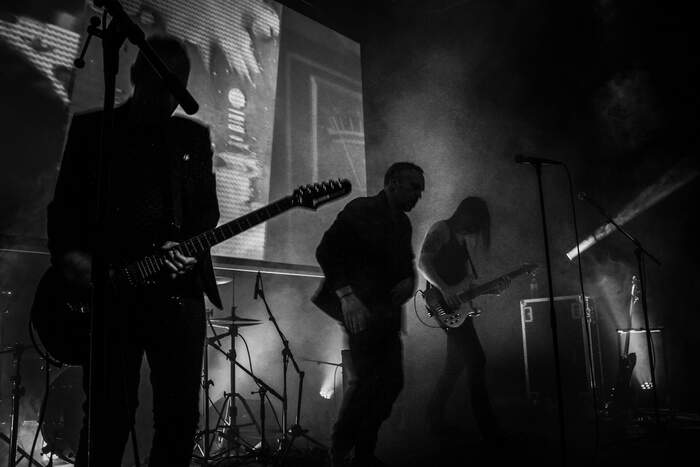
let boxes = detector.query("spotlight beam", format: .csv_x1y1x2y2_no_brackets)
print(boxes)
566,156,698,260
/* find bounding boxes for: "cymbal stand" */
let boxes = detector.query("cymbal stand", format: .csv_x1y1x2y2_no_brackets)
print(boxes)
0,344,43,467
193,315,259,465
253,272,327,464
207,339,284,465
208,315,261,460
192,327,214,465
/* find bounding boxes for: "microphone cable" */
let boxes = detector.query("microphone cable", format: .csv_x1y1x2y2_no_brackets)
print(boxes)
564,164,601,462
238,333,283,432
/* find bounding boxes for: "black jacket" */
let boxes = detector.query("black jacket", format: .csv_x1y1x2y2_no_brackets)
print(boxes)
47,101,222,308
313,190,415,329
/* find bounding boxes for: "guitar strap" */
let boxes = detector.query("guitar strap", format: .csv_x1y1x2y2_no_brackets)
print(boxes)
463,239,479,280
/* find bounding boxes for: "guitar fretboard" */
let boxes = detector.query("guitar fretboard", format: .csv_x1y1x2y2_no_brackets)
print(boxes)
127,196,294,282
459,265,534,301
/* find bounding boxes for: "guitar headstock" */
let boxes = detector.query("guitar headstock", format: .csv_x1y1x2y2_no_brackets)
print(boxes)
292,178,352,210
521,262,539,275
631,275,640,303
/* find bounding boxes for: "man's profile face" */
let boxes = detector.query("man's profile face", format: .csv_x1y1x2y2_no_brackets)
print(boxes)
390,170,424,212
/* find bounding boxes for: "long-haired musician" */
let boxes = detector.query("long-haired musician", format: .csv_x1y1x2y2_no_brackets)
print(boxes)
418,196,506,443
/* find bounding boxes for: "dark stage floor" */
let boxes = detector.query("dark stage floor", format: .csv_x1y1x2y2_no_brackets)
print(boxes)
250,405,700,467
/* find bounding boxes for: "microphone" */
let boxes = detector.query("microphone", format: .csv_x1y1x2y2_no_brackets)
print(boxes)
515,154,564,166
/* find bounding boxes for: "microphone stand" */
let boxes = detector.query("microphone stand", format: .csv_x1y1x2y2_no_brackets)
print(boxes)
72,3,200,465
253,272,327,464
579,194,662,427
526,162,568,466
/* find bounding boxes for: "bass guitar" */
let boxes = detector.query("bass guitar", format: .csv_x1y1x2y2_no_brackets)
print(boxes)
604,274,639,418
31,179,351,365
423,263,538,329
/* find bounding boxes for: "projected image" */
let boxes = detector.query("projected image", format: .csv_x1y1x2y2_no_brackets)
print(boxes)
0,0,366,267
0,2,83,240
66,0,281,260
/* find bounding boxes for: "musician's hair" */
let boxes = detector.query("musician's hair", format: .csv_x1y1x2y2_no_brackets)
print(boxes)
384,162,424,186
131,35,191,85
449,196,491,249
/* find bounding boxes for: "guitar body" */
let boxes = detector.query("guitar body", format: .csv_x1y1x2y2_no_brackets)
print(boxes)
424,285,475,328
31,267,91,365
424,263,538,329
603,275,640,420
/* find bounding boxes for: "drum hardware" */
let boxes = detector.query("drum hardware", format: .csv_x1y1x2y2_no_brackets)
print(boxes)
193,275,283,466
252,272,327,464
215,276,233,286
38,366,83,465
0,343,44,467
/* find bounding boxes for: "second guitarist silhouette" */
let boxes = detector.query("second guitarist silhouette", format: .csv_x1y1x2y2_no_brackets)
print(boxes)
418,197,507,444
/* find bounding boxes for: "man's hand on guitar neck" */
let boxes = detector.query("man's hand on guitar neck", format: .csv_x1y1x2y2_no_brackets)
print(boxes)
160,241,197,279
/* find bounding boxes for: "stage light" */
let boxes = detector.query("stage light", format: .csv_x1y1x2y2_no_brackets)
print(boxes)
319,386,334,400
319,372,336,400
566,156,698,260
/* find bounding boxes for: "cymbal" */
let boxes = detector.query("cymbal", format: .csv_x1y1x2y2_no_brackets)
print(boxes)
209,319,261,328
216,276,232,285
209,316,260,322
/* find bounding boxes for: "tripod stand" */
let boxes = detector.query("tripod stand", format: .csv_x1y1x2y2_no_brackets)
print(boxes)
193,306,264,464
207,337,284,465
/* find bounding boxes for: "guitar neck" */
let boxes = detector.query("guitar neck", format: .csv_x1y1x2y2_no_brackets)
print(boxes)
129,196,294,279
623,279,639,355
458,266,530,302
181,196,294,256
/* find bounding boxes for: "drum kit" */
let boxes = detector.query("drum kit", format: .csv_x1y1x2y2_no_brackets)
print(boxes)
0,275,326,466
192,273,326,466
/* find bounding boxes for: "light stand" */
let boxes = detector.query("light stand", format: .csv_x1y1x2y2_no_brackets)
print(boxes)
253,272,327,464
579,194,662,427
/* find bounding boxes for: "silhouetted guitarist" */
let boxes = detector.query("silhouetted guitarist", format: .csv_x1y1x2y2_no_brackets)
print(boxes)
47,36,220,467
418,197,506,443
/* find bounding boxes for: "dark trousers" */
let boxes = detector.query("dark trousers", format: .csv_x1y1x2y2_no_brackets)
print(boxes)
332,327,403,461
427,321,499,438
74,289,205,467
